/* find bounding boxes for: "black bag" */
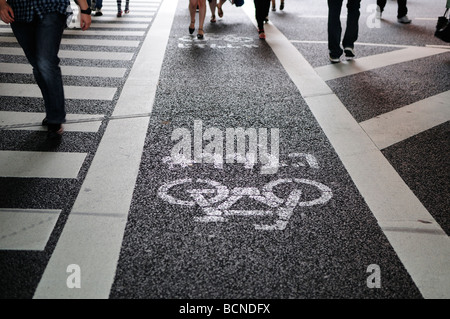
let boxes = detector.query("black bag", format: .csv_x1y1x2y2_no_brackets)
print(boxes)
435,9,448,34
435,8,450,42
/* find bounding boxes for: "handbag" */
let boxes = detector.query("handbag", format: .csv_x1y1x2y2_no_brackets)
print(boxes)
435,8,449,34
435,8,450,42
229,0,245,7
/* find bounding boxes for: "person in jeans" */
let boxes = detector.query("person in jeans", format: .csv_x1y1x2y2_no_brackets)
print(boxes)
327,0,361,63
117,0,130,17
88,0,104,16
377,0,411,24
0,0,92,139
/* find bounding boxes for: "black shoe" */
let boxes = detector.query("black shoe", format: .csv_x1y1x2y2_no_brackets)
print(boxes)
42,118,48,126
197,28,204,39
329,53,341,63
344,47,355,59
47,123,63,140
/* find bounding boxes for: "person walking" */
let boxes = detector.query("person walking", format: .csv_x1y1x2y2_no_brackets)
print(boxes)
377,0,411,24
189,0,206,39
271,0,284,11
117,0,130,17
90,0,104,16
208,0,226,23
0,0,92,139
327,0,361,63
254,0,271,40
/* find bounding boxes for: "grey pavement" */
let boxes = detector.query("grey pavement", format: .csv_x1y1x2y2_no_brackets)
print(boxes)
0,0,449,304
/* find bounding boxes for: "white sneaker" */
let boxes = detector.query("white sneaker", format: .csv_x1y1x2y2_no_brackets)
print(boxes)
344,47,355,60
398,16,412,24
329,53,341,63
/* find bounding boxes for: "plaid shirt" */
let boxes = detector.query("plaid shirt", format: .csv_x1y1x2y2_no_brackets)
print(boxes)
7,0,70,23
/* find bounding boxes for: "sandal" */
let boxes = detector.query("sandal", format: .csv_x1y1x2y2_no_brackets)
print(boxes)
197,28,204,39
189,21,195,34
217,4,223,18
210,15,216,23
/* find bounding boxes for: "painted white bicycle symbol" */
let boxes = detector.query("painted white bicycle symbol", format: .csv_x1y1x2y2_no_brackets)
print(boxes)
158,178,333,231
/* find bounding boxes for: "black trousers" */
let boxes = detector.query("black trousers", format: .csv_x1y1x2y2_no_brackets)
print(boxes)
327,0,361,56
377,0,408,18
254,0,271,31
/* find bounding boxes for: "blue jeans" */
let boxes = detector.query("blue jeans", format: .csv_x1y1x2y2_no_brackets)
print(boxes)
87,0,103,9
11,12,67,124
327,0,361,57
117,0,130,11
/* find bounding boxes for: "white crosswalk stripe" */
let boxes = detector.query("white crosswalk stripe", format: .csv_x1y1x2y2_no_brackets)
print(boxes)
0,209,61,251
0,111,104,132
0,151,87,178
0,63,126,77
0,47,134,60
0,0,160,252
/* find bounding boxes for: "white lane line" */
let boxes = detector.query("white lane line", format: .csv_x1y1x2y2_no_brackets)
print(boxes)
0,29,144,36
426,44,450,49
0,37,140,47
360,91,450,149
63,30,145,36
87,9,156,14
88,17,153,22
0,151,86,178
0,63,126,78
0,47,134,60
297,15,345,19
0,36,15,42
0,111,104,132
89,23,148,29
0,209,61,251
0,83,116,100
315,46,450,81
242,2,450,299
291,40,416,48
63,38,140,47
33,0,177,299
60,38,140,47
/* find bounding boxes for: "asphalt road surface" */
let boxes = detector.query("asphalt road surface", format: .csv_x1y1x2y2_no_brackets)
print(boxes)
0,0,449,305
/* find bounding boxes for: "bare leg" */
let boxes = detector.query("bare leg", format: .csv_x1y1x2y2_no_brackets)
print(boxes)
209,0,217,22
217,0,226,18
189,0,198,33
197,0,207,38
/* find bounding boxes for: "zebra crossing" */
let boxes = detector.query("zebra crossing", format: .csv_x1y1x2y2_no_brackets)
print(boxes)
0,0,162,251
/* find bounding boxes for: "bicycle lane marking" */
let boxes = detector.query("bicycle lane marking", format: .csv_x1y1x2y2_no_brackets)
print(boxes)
241,2,450,298
33,0,176,299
